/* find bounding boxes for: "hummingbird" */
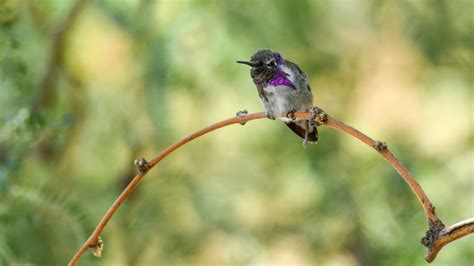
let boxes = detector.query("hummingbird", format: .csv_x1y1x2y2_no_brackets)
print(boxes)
237,49,318,147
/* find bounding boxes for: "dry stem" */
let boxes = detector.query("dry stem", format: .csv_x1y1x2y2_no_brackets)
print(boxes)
68,110,473,265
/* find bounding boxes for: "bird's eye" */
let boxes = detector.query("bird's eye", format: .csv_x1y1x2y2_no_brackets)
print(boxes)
267,60,276,67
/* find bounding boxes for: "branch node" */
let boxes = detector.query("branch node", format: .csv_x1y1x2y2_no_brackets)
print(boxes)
421,219,445,250
310,106,327,126
373,140,387,152
89,237,104,257
236,110,248,125
134,158,149,172
428,203,438,217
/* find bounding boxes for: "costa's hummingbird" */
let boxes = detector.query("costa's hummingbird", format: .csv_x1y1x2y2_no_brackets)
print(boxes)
237,49,318,147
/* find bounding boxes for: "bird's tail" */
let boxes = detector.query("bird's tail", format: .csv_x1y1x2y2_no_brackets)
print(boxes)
285,120,318,143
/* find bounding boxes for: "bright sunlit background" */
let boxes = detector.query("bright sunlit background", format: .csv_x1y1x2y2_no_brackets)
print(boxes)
0,0,472,265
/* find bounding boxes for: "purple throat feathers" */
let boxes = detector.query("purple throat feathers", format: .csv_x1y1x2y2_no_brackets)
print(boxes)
267,72,294,88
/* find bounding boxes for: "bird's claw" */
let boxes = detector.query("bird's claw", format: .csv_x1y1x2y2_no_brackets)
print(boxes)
286,110,297,121
266,112,276,120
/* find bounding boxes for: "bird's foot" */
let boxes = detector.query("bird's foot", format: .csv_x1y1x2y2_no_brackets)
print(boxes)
286,110,297,121
266,112,276,120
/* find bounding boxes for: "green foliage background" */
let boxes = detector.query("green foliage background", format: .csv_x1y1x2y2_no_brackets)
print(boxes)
0,0,472,265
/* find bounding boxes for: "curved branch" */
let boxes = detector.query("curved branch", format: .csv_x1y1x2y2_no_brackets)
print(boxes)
68,112,268,266
68,110,473,265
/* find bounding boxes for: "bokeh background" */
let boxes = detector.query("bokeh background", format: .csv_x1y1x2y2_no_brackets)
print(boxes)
0,0,473,265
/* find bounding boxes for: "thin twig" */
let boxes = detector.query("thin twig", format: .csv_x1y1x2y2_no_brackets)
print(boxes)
68,110,473,265
68,112,268,266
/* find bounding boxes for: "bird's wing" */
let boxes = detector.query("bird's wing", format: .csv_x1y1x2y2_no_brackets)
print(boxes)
284,60,312,92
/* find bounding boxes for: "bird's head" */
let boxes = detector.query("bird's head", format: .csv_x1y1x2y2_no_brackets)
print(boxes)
237,49,283,86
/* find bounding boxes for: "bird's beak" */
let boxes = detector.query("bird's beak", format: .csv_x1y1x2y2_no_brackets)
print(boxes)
236,60,258,67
